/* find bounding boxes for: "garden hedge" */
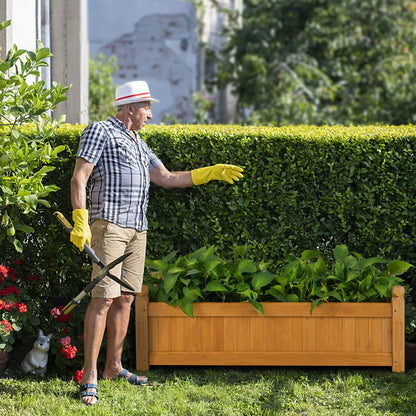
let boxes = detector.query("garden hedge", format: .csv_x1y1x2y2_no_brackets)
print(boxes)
6,123,416,271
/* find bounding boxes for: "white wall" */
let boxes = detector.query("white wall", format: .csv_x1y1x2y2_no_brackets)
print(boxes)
88,0,198,124
10,0,38,51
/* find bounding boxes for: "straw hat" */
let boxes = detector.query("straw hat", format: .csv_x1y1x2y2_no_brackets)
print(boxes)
113,81,159,106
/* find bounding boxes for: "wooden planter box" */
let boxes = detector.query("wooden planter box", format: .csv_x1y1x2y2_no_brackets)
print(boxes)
135,285,405,372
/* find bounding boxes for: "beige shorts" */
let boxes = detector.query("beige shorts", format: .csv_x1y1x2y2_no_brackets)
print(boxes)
90,219,147,298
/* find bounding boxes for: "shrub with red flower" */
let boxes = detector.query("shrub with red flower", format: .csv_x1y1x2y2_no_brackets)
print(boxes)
0,262,40,352
73,368,84,384
48,302,85,372
61,344,78,359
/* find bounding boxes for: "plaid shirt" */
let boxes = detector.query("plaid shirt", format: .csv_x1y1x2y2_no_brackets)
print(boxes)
77,117,162,231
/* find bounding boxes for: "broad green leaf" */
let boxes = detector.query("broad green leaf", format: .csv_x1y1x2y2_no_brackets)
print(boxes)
314,256,328,275
333,245,348,262
204,281,227,292
284,293,300,302
13,238,23,253
236,259,257,274
167,266,185,274
203,259,222,273
185,268,201,276
163,273,179,293
145,259,169,272
0,20,11,31
177,298,194,318
357,257,387,270
266,286,285,300
388,260,413,276
249,300,264,316
14,224,34,233
236,282,250,292
301,250,321,262
251,271,276,290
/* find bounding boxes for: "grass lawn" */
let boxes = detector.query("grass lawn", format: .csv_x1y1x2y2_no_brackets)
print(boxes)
1,365,416,415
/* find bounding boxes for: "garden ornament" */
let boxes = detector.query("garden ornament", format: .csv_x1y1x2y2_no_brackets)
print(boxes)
53,212,134,314
21,329,52,376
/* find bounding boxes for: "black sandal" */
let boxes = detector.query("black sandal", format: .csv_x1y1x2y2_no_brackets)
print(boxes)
79,383,98,406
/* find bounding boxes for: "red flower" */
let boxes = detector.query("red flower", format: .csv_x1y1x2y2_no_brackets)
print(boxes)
54,306,71,323
18,303,28,313
62,328,68,334
4,302,13,311
61,344,77,359
0,265,8,279
60,336,71,346
2,286,19,296
0,300,5,310
14,259,23,266
73,369,84,384
0,320,13,332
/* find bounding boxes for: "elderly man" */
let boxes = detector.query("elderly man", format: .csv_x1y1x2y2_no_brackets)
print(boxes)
70,80,243,405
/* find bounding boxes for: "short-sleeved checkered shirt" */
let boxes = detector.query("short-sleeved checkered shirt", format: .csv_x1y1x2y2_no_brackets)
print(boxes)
77,117,162,231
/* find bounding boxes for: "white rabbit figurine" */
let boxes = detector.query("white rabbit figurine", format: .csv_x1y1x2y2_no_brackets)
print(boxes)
21,329,53,376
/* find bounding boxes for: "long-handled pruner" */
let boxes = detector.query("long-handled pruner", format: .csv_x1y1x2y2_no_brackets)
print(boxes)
54,211,135,314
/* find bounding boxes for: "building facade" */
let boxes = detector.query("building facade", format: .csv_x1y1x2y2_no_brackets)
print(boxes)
0,0,242,125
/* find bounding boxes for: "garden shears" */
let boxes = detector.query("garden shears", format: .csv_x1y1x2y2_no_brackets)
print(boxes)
54,211,134,314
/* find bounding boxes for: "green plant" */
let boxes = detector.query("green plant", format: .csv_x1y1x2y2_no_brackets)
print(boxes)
0,19,70,252
88,53,118,122
144,244,412,317
0,262,40,352
270,244,412,311
145,245,276,317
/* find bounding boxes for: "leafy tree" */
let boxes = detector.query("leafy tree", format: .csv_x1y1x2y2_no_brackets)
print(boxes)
214,0,416,125
88,53,118,122
0,20,70,252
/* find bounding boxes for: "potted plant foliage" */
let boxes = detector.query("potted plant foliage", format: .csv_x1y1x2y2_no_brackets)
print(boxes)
136,245,411,372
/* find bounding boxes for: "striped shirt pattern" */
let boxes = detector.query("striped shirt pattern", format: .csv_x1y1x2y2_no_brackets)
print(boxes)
77,117,162,231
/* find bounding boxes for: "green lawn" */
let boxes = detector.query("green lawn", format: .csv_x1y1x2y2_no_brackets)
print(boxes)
1,365,416,415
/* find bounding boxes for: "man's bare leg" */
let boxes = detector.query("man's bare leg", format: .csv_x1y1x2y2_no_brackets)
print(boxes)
80,297,112,405
101,293,138,380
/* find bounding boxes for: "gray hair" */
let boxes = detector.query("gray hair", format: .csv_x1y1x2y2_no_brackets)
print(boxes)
116,102,150,113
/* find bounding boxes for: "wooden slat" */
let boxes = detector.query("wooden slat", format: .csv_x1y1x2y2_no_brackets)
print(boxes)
328,317,343,352
148,302,392,318
342,318,356,352
135,291,149,370
264,317,277,352
212,317,224,351
198,317,211,352
149,351,393,367
392,285,405,372
236,317,250,351
224,317,238,351
249,317,264,351
368,317,382,352
315,318,329,352
302,316,316,352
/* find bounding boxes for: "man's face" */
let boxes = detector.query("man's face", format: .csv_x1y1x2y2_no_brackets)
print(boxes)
130,101,152,130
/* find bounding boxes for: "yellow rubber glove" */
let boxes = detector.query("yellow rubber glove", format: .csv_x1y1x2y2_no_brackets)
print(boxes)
70,209,92,251
191,164,244,185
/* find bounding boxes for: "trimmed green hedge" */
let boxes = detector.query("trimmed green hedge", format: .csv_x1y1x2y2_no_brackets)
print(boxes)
142,124,416,268
5,123,416,274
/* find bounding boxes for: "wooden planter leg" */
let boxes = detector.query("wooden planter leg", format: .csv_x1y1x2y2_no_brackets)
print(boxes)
135,286,149,371
391,285,405,373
